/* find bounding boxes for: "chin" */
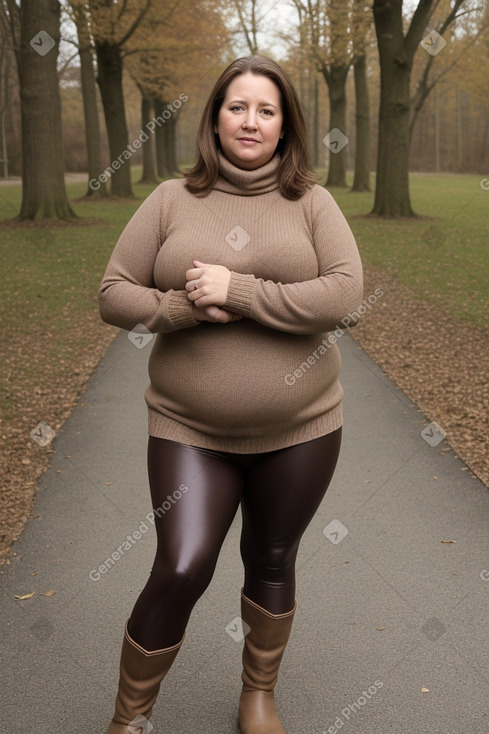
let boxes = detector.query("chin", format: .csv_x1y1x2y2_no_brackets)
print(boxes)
233,154,273,170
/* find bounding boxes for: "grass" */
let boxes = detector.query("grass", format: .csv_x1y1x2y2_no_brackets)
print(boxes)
319,172,489,328
1,171,487,335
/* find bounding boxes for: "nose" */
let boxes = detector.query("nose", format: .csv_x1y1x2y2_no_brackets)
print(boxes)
242,109,258,129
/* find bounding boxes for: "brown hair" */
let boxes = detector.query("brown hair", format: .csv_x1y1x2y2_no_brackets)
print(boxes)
183,55,318,200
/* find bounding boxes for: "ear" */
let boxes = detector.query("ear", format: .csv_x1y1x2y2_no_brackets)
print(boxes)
214,124,219,134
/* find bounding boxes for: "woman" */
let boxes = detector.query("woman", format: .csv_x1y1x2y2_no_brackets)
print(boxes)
98,55,363,734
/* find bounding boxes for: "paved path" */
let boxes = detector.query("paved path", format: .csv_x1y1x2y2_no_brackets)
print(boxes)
1,329,488,734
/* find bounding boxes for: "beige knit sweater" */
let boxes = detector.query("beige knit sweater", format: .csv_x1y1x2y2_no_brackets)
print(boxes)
98,153,363,452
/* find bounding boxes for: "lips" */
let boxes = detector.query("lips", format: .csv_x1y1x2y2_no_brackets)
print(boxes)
238,137,259,143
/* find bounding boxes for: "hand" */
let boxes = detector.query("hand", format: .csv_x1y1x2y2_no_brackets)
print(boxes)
186,260,231,307
192,304,242,324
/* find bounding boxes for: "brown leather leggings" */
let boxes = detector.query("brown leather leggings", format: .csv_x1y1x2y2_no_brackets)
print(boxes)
127,428,342,650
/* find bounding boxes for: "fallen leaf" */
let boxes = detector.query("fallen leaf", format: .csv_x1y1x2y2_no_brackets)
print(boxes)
104,482,114,486
14,591,35,600
421,687,430,693
376,627,385,631
41,589,56,597
441,540,456,543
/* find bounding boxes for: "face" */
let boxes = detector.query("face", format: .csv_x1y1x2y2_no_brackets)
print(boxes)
214,72,283,170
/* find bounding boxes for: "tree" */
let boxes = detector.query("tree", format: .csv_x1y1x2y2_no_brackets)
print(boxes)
372,0,469,217
125,0,229,178
5,0,75,219
409,1,488,140
69,0,108,196
0,4,17,178
351,0,372,192
138,90,157,184
292,0,353,187
230,0,260,54
88,0,151,198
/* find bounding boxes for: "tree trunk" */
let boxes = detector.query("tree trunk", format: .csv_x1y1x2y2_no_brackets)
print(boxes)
351,54,371,192
154,99,178,178
372,1,414,216
73,2,108,197
325,64,349,187
139,95,158,184
18,0,75,220
94,41,133,197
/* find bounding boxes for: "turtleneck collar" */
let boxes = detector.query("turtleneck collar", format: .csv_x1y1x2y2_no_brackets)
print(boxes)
213,150,281,196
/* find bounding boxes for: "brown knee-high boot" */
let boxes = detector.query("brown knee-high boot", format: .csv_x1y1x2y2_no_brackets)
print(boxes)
105,620,184,734
238,589,296,734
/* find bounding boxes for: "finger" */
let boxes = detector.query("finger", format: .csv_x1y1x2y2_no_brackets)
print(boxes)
185,267,201,281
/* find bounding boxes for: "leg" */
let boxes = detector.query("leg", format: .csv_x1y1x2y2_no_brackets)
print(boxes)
106,438,244,733
240,428,342,614
129,437,245,650
237,429,342,734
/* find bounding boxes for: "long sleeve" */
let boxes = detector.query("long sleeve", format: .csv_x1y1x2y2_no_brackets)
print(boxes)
223,186,363,334
98,184,201,334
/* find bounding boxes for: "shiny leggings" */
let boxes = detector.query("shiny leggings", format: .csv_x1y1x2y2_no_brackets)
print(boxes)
127,428,342,651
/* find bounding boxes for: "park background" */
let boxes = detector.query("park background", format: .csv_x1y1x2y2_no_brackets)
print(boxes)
0,0,488,565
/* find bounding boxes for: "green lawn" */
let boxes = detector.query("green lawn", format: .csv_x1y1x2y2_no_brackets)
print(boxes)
1,171,487,333
320,172,488,328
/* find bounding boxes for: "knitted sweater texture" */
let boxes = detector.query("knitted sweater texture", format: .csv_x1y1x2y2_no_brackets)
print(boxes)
98,153,363,452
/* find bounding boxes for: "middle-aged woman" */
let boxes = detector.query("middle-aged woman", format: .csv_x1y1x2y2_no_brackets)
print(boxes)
98,55,363,734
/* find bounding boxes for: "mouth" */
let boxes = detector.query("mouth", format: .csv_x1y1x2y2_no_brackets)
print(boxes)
237,137,259,143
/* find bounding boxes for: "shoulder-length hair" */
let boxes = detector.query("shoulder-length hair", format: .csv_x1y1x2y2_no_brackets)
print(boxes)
183,55,318,200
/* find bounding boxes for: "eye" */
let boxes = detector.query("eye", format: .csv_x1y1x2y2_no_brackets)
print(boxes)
260,109,274,116
230,105,245,112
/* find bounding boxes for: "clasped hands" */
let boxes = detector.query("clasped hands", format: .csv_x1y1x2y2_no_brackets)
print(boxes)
185,260,242,324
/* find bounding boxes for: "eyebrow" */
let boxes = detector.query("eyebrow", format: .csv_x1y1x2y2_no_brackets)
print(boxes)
228,98,278,109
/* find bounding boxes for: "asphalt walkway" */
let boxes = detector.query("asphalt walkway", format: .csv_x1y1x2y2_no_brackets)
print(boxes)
1,329,488,734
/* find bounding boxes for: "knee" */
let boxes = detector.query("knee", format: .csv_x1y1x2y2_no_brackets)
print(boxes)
150,553,215,601
242,541,298,575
